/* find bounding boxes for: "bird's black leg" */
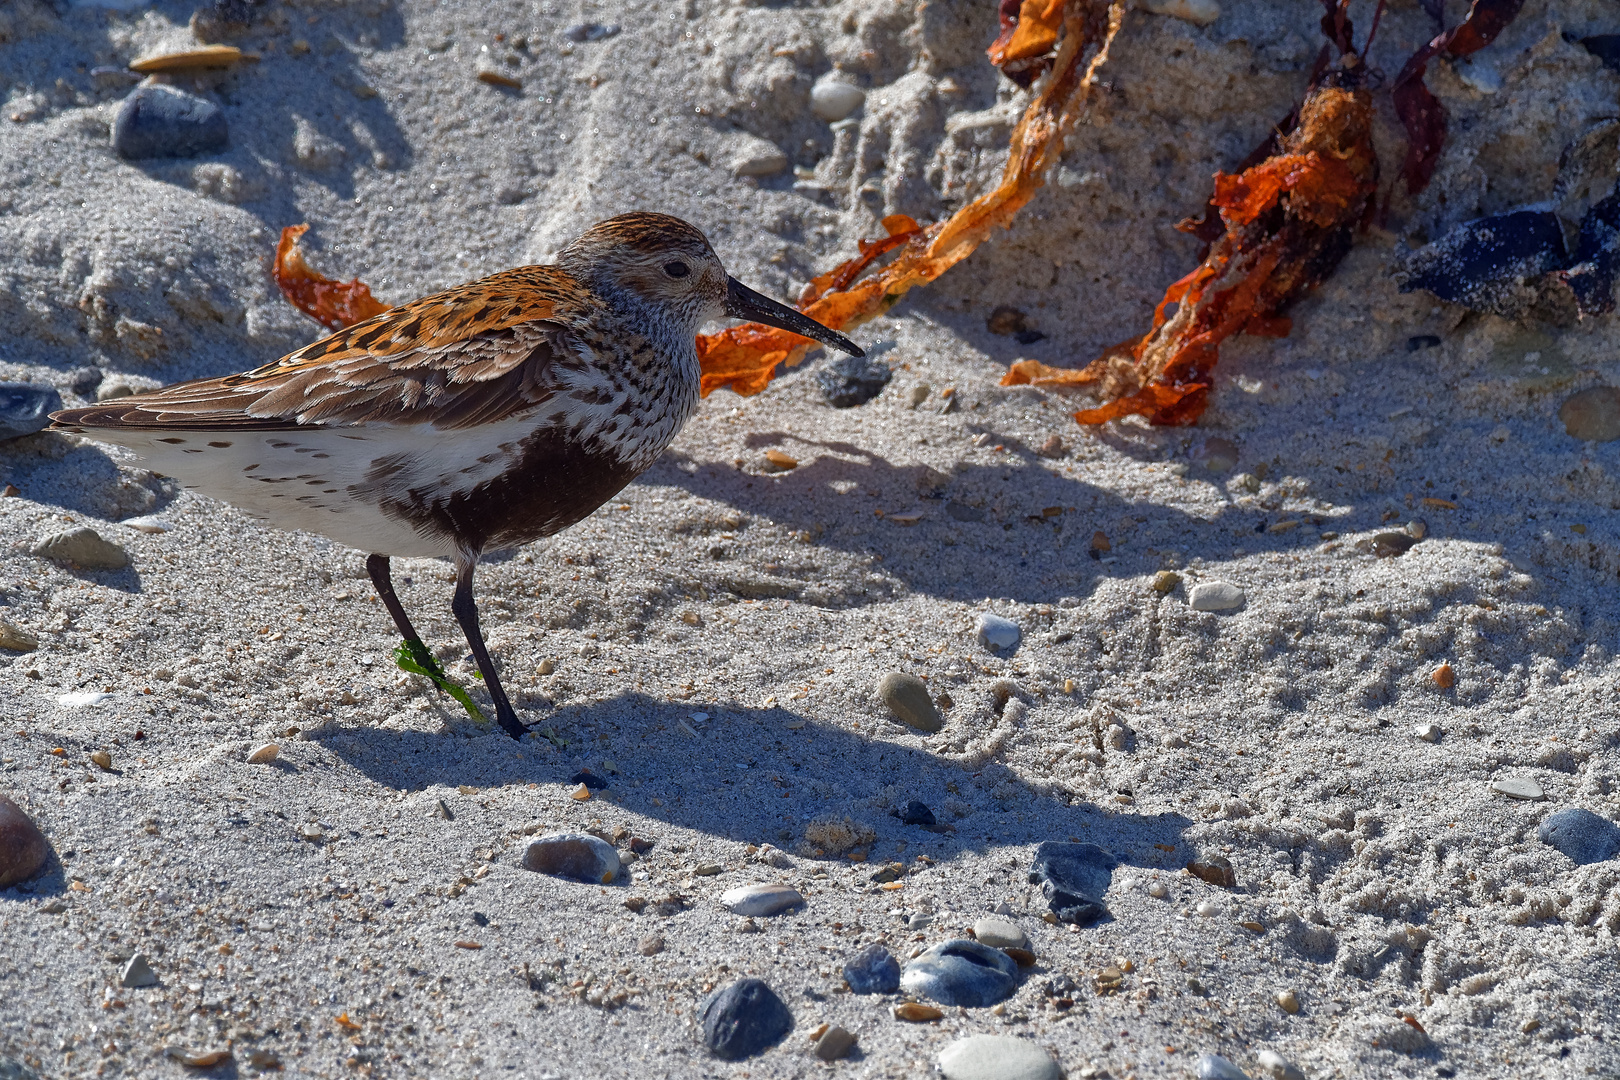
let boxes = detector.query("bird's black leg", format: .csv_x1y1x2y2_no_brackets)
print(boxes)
367,554,450,685
451,554,526,740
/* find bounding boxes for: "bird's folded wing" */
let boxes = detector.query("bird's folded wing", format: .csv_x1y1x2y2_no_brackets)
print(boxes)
53,267,592,432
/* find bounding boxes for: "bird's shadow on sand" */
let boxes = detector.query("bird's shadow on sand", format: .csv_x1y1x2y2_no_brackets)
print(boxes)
314,691,1193,878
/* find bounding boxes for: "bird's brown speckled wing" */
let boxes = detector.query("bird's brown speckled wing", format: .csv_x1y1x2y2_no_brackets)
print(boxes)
53,266,595,432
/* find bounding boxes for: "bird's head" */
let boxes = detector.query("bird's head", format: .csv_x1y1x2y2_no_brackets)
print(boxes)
558,212,862,357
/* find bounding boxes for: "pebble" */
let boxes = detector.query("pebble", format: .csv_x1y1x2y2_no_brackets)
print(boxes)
1197,436,1239,472
246,743,280,764
1196,900,1220,918
0,795,49,888
165,1047,232,1068
1028,842,1116,926
0,621,38,653
1372,531,1418,558
894,1002,944,1022
521,833,622,884
1415,723,1442,743
1538,808,1620,864
877,672,942,733
1275,989,1300,1014
1187,853,1236,888
938,1035,1062,1080
699,977,793,1060
909,384,933,408
0,384,61,442
900,939,1020,1007
843,943,901,994
1147,880,1169,899
1255,1049,1306,1080
128,45,246,74
1140,0,1221,24
1196,1053,1251,1080
89,750,112,771
720,883,802,917
810,77,866,122
120,953,158,988
298,824,324,842
898,800,936,826
112,84,228,160
1151,570,1181,594
1431,662,1455,688
813,1024,857,1062
817,354,891,407
1560,387,1620,442
1490,777,1545,801
120,515,171,534
1188,581,1244,612
569,782,591,801
972,917,1028,950
976,613,1021,652
638,934,665,956
31,528,130,571
563,22,620,42
730,135,788,178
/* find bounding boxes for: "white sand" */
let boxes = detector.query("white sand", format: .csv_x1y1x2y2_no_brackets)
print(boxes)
2,1,1618,1077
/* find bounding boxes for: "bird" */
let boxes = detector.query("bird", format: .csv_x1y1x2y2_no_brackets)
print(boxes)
50,212,863,740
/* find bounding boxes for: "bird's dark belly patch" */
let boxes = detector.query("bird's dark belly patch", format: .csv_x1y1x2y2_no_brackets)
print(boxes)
365,426,641,553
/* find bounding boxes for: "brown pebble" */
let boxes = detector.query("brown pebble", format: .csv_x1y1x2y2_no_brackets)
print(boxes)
1431,662,1455,689
1003,947,1037,967
164,1046,233,1067
0,620,38,653
764,448,799,470
89,750,112,771
1187,854,1236,888
1559,386,1620,442
814,1024,857,1061
623,897,648,913
1276,989,1300,1014
1090,530,1111,552
894,1002,943,1022
637,934,664,956
477,70,523,89
1372,531,1418,558
1037,434,1064,458
130,45,248,73
0,794,49,887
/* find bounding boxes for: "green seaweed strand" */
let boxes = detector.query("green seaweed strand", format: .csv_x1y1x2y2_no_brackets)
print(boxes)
392,639,485,722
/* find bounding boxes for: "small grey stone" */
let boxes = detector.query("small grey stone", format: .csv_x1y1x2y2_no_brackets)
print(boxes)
877,672,942,732
0,795,50,888
898,800,936,826
112,84,227,160
1371,531,1418,558
0,384,61,442
1255,1049,1306,1080
1196,1053,1252,1080
699,977,792,1060
120,953,158,988
817,354,891,407
907,912,934,929
843,943,900,994
521,833,621,884
730,136,788,178
976,613,1021,651
1490,777,1545,801
719,883,802,917
1538,808,1620,864
972,917,1028,950
562,22,620,42
1188,581,1245,612
1028,841,1116,925
31,528,130,571
813,1024,856,1062
938,1035,1061,1080
810,78,865,122
900,939,1020,1007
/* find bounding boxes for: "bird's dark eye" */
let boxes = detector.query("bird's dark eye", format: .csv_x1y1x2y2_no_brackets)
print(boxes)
663,261,690,279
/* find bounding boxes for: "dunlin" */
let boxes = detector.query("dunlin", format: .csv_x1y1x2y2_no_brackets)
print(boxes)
51,212,862,739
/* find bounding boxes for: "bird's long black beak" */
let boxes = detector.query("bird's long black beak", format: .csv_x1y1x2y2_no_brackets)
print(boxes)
725,276,864,357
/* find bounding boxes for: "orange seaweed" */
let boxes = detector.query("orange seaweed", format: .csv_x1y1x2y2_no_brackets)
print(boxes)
697,0,1126,398
273,224,393,332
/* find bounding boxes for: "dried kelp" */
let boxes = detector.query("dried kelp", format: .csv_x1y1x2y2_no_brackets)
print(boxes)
1392,0,1525,195
988,0,1068,87
272,225,391,331
696,0,1126,398
1004,5,1378,427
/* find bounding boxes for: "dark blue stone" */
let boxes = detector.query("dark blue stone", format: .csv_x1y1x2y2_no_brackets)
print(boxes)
1400,210,1568,317
1029,841,1117,926
0,384,61,442
563,22,620,42
842,944,900,994
1538,808,1620,865
112,85,228,161
1578,34,1620,73
900,939,1019,1007
1561,189,1620,316
699,978,792,1060
816,354,891,408
1406,335,1442,352
897,800,936,827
